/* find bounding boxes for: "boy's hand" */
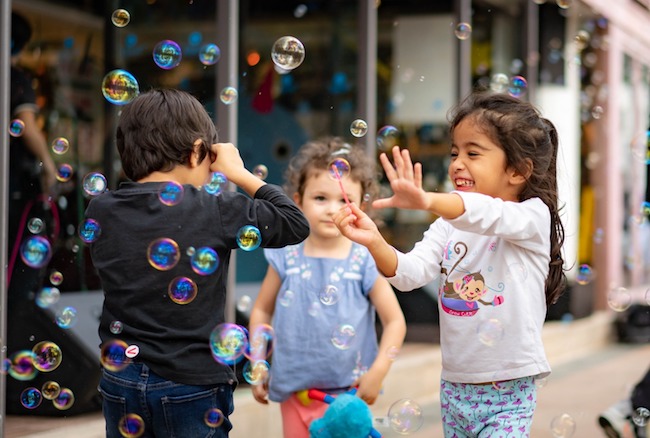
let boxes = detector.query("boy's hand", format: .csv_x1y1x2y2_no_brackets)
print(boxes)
373,146,429,211
209,142,244,176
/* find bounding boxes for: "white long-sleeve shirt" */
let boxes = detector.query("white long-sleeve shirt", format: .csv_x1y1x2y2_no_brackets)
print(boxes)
388,191,551,383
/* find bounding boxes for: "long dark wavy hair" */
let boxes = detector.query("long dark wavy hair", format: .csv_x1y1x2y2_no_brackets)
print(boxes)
448,92,567,306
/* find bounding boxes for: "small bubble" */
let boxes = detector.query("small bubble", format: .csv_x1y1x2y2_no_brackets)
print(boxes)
9,119,25,137
237,226,262,251
350,119,368,138
252,164,269,180
204,408,225,428
220,87,238,105
101,69,139,105
82,172,108,196
454,22,472,40
51,137,70,155
49,270,64,286
550,413,576,438
111,9,131,27
27,217,45,234
109,320,123,335
56,164,73,182
20,388,42,409
376,125,399,152
199,43,221,66
168,277,198,304
153,40,182,70
271,36,305,70
118,413,145,437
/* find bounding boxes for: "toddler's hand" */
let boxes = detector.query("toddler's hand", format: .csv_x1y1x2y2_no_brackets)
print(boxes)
332,202,380,248
252,381,269,405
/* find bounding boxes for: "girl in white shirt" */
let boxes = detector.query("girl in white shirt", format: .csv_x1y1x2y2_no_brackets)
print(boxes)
334,91,566,437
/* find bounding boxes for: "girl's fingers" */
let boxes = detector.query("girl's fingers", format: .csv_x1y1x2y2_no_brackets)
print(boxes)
414,162,423,189
379,152,397,182
392,146,405,178
401,148,414,180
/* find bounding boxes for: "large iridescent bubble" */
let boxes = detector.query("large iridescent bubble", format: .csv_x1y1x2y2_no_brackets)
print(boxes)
210,323,248,365
101,69,139,105
153,40,182,70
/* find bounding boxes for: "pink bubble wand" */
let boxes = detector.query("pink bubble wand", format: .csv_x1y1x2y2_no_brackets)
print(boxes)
331,164,352,209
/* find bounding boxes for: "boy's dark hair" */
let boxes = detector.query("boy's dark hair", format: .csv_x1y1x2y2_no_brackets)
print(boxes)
11,12,32,55
284,136,380,212
116,89,218,181
448,91,567,307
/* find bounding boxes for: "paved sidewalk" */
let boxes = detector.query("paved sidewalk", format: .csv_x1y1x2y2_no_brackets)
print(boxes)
5,312,649,437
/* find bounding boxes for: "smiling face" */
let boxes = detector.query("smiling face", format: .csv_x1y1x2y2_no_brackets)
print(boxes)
295,169,363,240
448,117,522,202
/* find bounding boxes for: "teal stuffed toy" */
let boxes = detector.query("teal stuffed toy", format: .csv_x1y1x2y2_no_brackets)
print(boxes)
307,389,381,438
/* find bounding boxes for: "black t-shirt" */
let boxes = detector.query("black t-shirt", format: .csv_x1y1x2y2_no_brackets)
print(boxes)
86,182,309,385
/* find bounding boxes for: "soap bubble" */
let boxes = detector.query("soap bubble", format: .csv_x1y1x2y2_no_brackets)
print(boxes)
78,218,102,243
199,43,221,65
454,22,472,40
550,413,576,438
20,236,52,268
82,172,107,196
158,181,184,206
168,277,198,304
20,387,42,409
219,87,238,105
204,408,225,428
51,137,70,155
350,119,368,138
190,247,219,275
111,9,131,27
153,40,182,70
236,225,262,251
377,125,400,152
9,119,25,137
101,69,139,105
147,238,180,271
271,36,305,70
204,172,228,196
52,388,74,410
118,413,145,438
56,164,73,182
31,341,63,372
388,399,424,434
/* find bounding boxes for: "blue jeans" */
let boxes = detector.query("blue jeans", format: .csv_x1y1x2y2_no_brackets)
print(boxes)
99,363,234,438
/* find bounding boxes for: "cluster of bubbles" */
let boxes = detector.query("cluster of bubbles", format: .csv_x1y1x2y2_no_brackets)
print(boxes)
490,73,528,98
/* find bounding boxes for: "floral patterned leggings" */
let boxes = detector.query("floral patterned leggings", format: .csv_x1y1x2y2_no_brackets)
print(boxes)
440,377,537,438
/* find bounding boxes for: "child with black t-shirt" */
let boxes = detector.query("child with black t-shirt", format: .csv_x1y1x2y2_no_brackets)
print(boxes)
85,88,309,437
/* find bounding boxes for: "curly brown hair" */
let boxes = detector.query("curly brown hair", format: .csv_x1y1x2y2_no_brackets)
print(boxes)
283,137,380,214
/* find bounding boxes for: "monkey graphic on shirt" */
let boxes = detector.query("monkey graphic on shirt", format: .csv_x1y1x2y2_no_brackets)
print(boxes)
439,241,504,317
